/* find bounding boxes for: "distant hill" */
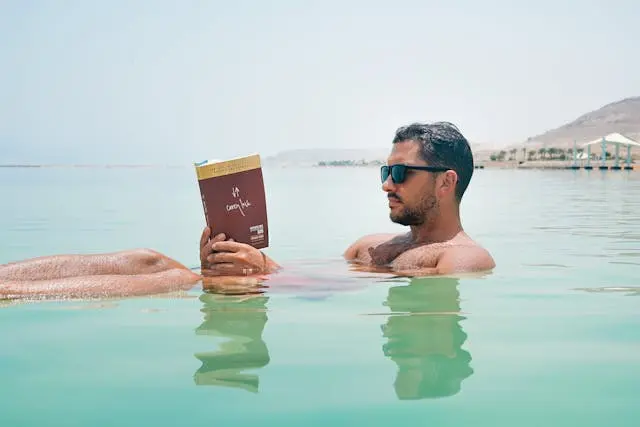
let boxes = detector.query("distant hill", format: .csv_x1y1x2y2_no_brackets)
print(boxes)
263,148,389,167
523,96,640,149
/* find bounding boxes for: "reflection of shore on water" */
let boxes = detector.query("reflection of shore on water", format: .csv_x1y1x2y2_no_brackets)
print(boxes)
193,293,270,393
381,277,474,400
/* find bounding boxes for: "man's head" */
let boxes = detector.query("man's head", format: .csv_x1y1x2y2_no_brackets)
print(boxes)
382,121,474,226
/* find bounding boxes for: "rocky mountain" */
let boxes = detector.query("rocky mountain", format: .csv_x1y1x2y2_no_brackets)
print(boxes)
523,96,640,149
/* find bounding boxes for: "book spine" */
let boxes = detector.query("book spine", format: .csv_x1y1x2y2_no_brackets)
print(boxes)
199,182,210,228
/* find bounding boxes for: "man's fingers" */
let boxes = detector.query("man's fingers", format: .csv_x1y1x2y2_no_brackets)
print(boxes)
199,227,227,248
200,232,227,260
212,233,226,244
200,227,211,248
199,227,212,261
200,239,213,261
207,252,239,264
211,241,248,253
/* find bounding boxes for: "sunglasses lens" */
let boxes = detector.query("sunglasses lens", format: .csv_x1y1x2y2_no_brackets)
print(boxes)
381,165,408,183
391,165,406,183
381,166,389,183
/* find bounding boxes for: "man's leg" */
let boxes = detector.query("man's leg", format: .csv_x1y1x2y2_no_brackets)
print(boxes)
1,268,201,299
0,249,191,281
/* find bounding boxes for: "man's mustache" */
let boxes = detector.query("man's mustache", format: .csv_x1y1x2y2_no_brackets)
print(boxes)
387,193,402,202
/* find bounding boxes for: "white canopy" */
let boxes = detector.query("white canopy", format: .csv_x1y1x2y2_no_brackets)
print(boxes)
581,133,640,148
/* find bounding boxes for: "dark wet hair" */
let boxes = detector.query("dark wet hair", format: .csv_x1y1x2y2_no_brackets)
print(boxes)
392,121,474,202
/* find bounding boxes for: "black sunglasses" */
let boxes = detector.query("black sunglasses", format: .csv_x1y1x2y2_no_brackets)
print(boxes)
380,164,449,184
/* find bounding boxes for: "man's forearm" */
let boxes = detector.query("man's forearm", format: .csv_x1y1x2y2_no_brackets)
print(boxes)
0,249,190,282
0,268,201,299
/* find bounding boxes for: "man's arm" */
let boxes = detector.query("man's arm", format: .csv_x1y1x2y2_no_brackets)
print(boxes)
343,240,361,260
388,245,495,277
435,245,495,274
0,268,201,300
0,249,191,282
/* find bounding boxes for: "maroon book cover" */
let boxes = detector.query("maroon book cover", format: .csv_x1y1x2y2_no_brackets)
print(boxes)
195,154,269,249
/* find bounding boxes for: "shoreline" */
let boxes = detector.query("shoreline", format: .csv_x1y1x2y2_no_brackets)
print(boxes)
476,160,638,170
1,161,637,171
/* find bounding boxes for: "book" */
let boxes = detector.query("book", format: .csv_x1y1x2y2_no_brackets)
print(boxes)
194,153,269,249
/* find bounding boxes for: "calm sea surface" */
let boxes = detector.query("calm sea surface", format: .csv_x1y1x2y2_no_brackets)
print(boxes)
1,166,639,426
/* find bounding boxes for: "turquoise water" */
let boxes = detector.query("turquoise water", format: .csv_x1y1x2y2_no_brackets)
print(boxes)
1,166,640,426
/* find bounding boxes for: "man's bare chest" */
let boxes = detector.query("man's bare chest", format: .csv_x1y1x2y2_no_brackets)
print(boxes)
356,238,444,269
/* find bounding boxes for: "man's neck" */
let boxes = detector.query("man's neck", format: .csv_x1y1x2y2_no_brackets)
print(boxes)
409,211,463,244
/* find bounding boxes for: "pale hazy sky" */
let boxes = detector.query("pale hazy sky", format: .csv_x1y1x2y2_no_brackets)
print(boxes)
1,0,639,164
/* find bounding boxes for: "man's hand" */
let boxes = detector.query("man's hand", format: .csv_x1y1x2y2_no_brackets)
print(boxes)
204,240,267,277
199,226,280,277
199,227,228,270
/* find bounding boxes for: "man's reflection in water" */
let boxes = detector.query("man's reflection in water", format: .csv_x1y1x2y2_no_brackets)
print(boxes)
382,277,473,400
193,292,270,393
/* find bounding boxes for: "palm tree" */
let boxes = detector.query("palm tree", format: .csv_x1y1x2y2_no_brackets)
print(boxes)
557,148,566,160
538,147,547,160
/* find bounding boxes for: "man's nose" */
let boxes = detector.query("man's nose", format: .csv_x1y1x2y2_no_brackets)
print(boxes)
382,175,395,193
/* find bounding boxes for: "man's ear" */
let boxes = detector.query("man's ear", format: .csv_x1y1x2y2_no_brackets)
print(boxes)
437,170,458,197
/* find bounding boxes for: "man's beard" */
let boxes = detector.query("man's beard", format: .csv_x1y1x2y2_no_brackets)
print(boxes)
389,194,438,226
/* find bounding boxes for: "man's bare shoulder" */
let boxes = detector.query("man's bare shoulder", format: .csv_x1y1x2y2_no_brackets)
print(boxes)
343,233,401,260
436,242,495,274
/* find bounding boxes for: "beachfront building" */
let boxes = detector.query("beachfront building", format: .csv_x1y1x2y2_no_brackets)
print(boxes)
572,133,640,170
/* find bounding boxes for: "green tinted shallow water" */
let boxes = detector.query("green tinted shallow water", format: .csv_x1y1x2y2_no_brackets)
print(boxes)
1,167,639,426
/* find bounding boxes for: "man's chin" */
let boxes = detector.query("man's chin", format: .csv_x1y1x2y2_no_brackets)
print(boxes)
389,213,411,226
389,211,422,227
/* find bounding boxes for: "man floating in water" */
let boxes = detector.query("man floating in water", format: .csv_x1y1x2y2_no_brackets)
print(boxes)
0,121,494,299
